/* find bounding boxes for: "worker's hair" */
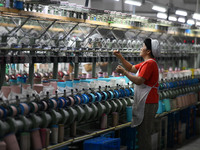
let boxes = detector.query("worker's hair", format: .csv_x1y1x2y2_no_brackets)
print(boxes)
144,38,154,58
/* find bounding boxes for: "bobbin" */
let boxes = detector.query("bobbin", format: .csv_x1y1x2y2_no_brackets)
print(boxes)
96,92,102,102
19,103,30,115
49,99,58,109
89,93,96,103
8,105,18,117
74,95,82,105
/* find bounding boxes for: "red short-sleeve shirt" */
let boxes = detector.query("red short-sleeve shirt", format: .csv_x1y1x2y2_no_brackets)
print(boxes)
135,59,159,104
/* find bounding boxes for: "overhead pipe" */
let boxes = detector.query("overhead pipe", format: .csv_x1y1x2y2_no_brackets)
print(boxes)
196,0,199,13
195,0,199,68
122,0,124,13
85,0,89,7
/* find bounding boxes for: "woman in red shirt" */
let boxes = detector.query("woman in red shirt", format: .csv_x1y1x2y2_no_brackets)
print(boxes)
114,38,160,150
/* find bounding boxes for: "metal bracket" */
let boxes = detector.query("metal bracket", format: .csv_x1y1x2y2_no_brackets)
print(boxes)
147,32,154,38
82,25,99,43
9,17,31,36
110,30,120,40
134,30,142,38
4,27,11,33
157,33,164,39
171,36,179,44
23,28,35,37
80,25,99,47
124,29,131,39
166,34,172,40
95,29,107,48
60,23,79,41
95,29,105,39
49,31,63,46
37,20,57,39
177,36,183,43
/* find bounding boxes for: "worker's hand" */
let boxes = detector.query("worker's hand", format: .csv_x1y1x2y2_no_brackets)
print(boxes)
115,65,126,74
113,50,122,59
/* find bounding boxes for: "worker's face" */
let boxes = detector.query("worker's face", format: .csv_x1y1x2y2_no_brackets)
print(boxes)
140,43,150,57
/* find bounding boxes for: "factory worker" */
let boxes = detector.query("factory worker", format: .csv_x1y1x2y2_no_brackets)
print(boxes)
114,38,160,150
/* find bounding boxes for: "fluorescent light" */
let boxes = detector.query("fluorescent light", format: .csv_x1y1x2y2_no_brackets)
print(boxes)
187,19,195,25
152,5,167,12
157,13,167,19
178,17,185,23
168,16,177,21
196,22,200,26
125,0,142,6
114,0,120,1
193,13,200,20
175,10,187,16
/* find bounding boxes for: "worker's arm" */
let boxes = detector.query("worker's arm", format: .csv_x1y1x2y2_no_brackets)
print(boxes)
124,71,145,85
113,50,137,73
116,65,145,85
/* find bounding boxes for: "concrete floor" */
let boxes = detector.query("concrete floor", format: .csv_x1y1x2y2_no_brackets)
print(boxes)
167,136,200,150
177,137,200,150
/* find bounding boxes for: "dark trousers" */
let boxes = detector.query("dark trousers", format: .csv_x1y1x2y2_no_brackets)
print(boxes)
137,103,158,150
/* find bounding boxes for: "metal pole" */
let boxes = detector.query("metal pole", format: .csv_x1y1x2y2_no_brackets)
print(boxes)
29,38,36,87
178,57,182,69
85,0,90,7
194,37,197,68
197,52,200,68
195,0,200,68
74,51,79,79
107,61,112,76
183,58,188,69
92,62,96,78
29,51,34,87
53,55,58,79
74,63,79,79
122,0,124,13
196,0,199,13
0,63,6,89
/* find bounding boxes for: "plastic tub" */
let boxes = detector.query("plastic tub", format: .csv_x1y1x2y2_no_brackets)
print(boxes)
57,82,66,88
84,137,120,150
163,99,171,112
97,78,111,82
157,100,163,114
65,81,73,87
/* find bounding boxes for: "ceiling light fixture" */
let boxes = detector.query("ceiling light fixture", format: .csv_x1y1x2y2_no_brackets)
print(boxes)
124,0,142,6
178,17,185,23
175,10,187,16
187,19,195,25
168,16,177,21
152,5,167,12
196,22,200,26
193,13,200,20
157,13,167,19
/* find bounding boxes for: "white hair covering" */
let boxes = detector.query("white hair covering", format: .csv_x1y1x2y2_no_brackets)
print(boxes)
151,39,160,57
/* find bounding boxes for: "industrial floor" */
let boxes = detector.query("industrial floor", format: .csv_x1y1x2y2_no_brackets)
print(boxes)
168,136,200,150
